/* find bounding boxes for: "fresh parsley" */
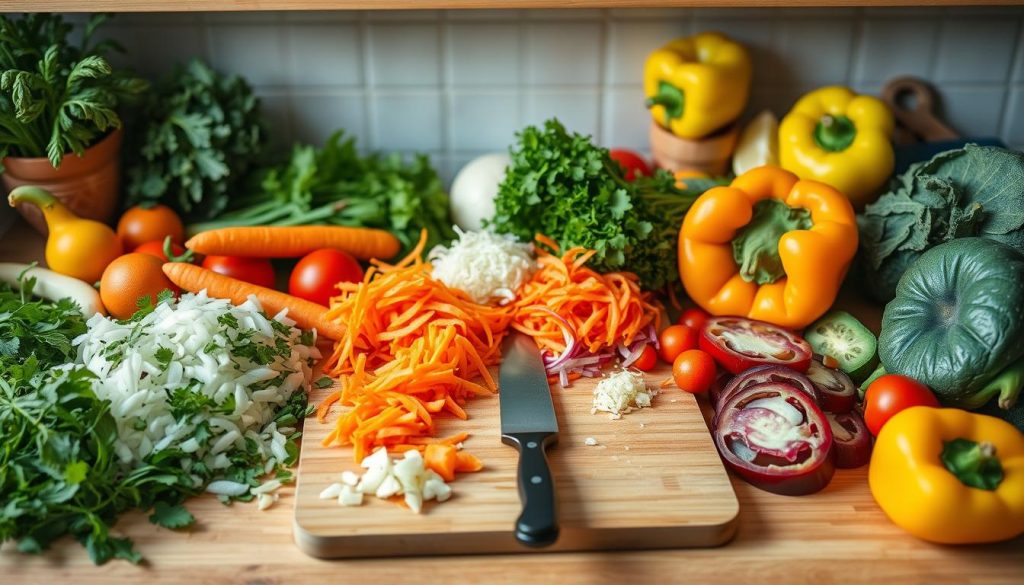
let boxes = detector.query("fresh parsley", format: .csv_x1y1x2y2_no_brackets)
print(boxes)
0,276,87,373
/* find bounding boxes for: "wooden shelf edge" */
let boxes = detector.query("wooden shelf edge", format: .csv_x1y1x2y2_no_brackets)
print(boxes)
2,0,1021,13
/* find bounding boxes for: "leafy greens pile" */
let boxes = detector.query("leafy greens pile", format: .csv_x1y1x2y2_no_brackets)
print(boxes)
489,119,722,290
126,59,267,220
0,276,86,372
187,130,455,254
857,144,1024,302
0,13,147,168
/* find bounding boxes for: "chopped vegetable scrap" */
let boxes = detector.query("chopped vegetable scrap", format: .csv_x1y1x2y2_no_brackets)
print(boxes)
429,227,536,305
592,369,657,419
318,233,512,464
511,238,661,387
320,448,455,514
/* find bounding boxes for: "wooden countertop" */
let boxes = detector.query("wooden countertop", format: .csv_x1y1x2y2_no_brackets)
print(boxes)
1,219,1022,584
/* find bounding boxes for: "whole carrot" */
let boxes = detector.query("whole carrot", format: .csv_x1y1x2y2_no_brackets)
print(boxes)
162,262,346,340
185,225,401,260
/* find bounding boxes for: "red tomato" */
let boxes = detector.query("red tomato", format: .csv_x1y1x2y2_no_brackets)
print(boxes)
117,204,185,251
288,249,364,307
677,307,709,330
863,374,939,436
672,350,717,394
633,344,658,371
658,325,699,364
202,256,276,289
135,240,187,262
609,149,652,181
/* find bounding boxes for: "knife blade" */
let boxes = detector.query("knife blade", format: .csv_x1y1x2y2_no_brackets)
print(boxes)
498,332,560,548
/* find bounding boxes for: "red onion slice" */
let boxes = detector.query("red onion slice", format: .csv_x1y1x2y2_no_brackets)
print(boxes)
806,355,856,413
826,411,872,469
715,365,819,410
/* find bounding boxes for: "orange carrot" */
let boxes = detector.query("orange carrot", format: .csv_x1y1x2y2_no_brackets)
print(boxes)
317,231,509,467
162,262,345,340
455,451,483,473
424,443,458,482
186,225,401,260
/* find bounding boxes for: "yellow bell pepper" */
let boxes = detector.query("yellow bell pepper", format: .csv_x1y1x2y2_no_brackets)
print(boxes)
779,86,894,209
644,32,752,140
678,165,857,329
869,407,1024,544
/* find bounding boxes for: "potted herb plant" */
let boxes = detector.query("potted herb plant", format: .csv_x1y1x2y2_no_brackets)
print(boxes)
0,13,148,234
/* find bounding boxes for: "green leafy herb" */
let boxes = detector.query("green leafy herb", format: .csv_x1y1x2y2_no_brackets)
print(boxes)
126,59,267,220
857,145,1024,302
0,277,87,374
315,376,333,389
0,14,148,169
186,130,455,254
148,502,195,530
488,119,723,289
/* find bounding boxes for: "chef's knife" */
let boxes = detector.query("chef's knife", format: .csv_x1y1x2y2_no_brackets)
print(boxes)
499,332,560,548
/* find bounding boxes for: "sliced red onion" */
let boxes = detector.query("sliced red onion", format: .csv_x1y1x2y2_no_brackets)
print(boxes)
713,382,835,496
826,411,872,469
714,365,819,410
806,355,857,413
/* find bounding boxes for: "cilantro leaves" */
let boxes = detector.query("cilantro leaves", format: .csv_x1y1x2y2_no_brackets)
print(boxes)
0,279,87,373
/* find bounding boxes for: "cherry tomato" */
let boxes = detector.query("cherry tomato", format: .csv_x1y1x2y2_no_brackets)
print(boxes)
117,204,185,251
632,344,658,371
658,324,699,364
202,256,276,289
135,240,187,262
609,149,652,181
677,307,709,330
863,374,939,436
288,249,364,307
672,350,717,394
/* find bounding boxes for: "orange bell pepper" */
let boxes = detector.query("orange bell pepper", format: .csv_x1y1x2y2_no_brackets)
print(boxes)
678,165,857,329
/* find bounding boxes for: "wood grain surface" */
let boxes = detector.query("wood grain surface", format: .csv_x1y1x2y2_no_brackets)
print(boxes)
1,0,1020,12
1,219,1022,583
294,366,738,557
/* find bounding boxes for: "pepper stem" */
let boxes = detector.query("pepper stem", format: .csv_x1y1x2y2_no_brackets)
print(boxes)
940,438,1004,491
645,81,685,128
813,114,857,152
731,199,812,285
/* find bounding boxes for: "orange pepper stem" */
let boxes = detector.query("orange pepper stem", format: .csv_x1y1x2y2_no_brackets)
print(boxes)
941,438,1004,491
731,198,812,285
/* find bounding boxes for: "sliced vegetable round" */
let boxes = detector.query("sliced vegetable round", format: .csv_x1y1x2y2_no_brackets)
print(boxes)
700,316,813,375
806,355,857,413
826,411,872,469
803,310,877,382
714,365,819,410
713,382,835,496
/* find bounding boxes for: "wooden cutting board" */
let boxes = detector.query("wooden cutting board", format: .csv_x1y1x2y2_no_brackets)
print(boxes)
293,364,739,558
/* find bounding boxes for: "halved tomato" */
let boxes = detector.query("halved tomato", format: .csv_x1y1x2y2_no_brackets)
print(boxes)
699,316,813,374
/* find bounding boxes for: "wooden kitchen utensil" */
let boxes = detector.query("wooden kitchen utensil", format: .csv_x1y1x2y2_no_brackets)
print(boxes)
293,364,740,558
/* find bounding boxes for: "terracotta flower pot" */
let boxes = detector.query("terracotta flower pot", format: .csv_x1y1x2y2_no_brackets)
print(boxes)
2,128,123,236
649,121,739,176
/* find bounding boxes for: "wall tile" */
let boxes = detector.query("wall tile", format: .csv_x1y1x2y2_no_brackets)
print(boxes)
209,25,288,87
449,23,521,87
366,11,440,22
101,24,206,78
602,87,650,150
937,86,1007,136
1004,86,1024,145
255,91,293,154
777,18,855,90
525,22,602,86
691,18,779,89
371,91,443,151
935,19,1019,84
286,24,361,87
525,91,601,140
448,10,522,21
368,23,441,87
1015,32,1024,82
449,92,521,151
606,21,692,85
289,93,367,147
854,19,938,85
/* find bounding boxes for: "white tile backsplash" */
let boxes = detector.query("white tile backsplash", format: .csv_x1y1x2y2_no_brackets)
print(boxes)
934,18,1019,84
84,8,1024,160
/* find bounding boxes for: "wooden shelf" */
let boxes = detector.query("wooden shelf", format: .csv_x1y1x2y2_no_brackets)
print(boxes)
2,0,1019,13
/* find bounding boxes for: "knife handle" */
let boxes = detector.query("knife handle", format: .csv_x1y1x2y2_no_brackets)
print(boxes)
502,431,559,548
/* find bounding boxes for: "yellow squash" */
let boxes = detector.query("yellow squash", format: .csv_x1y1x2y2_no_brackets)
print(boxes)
644,32,752,140
779,86,894,209
8,186,122,283
678,165,857,329
869,407,1024,544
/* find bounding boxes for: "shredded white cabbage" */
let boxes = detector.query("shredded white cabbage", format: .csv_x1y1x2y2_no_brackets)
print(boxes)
73,291,321,492
429,227,535,305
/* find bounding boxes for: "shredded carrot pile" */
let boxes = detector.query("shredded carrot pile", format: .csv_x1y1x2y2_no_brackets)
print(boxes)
511,237,661,357
318,232,512,463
